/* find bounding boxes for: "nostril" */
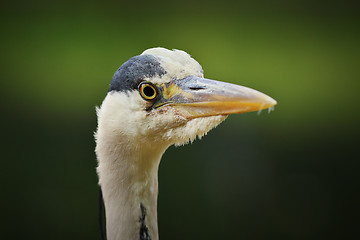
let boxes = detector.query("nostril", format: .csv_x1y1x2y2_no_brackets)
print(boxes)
189,86,206,91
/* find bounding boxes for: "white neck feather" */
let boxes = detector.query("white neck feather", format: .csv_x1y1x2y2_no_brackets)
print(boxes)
97,133,166,240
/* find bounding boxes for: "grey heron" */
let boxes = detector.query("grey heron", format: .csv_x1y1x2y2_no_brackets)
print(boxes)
95,47,277,240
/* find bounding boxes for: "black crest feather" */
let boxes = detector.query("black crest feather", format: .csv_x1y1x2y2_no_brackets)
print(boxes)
108,54,166,92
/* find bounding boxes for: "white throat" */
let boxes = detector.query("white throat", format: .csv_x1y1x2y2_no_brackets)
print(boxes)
95,91,226,240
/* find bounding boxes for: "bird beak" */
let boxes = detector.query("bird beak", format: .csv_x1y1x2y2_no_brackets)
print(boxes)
155,76,277,119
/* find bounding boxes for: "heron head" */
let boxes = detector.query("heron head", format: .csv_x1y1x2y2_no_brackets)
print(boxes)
97,48,276,148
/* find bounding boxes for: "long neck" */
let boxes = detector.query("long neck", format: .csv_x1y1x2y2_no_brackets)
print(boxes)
96,137,166,240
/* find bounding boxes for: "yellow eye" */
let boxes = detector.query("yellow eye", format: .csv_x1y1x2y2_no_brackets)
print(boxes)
139,83,158,100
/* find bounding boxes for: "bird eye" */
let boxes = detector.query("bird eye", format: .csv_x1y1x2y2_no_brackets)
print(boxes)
139,83,158,100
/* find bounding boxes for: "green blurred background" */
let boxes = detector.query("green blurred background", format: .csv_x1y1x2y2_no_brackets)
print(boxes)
1,0,359,239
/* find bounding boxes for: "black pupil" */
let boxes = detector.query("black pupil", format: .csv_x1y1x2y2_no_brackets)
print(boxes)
143,86,155,97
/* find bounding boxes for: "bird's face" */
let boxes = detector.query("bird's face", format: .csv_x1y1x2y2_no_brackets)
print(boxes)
98,48,276,148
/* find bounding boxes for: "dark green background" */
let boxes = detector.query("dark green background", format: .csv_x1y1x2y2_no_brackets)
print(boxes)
1,1,359,239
